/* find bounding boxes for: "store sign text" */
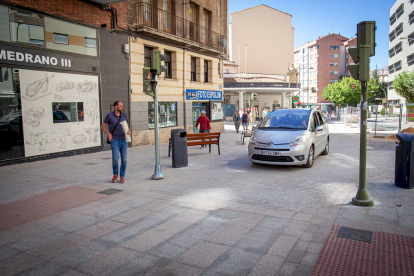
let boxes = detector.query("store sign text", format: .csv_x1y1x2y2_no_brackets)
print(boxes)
186,89,223,101
0,50,71,68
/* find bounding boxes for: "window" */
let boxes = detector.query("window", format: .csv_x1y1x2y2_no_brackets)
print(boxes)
394,60,402,71
330,80,337,83
164,0,170,29
310,80,313,84
330,71,339,75
395,42,402,54
330,46,339,50
164,51,172,78
389,30,396,42
396,3,404,18
84,37,96,48
408,53,414,66
191,57,196,81
396,23,403,36
330,54,338,58
202,10,210,43
10,23,45,45
316,79,319,83
144,46,153,67
53,33,69,44
310,72,313,76
211,102,224,121
204,60,209,83
310,55,313,60
316,71,319,75
316,62,319,67
389,64,395,74
316,54,319,57
409,10,414,25
315,45,319,49
52,102,84,123
330,62,339,67
389,47,396,57
409,32,414,46
390,13,396,25
148,102,177,129
145,0,152,22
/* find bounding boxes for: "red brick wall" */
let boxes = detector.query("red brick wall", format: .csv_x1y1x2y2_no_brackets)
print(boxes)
4,0,128,30
316,34,349,103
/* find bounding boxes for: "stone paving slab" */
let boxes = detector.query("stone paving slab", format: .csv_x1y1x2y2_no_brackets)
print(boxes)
0,122,413,275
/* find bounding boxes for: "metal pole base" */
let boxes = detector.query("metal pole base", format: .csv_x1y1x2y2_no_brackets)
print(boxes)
151,165,164,180
352,197,374,207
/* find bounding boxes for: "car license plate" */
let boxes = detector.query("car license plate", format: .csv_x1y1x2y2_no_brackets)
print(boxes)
261,150,280,156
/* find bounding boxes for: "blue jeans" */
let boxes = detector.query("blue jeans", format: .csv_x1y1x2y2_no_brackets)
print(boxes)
110,139,128,178
199,129,208,147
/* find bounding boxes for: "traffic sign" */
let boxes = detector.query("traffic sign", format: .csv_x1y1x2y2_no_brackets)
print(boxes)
293,96,299,102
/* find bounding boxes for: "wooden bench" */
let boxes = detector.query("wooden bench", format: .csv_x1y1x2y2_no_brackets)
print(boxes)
168,132,221,157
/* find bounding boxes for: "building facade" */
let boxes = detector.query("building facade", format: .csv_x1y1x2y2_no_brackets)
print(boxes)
231,5,294,75
127,0,228,146
0,0,130,165
387,0,414,110
294,33,352,111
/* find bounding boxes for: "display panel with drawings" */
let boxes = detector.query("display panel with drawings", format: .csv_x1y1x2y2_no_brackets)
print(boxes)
19,69,100,157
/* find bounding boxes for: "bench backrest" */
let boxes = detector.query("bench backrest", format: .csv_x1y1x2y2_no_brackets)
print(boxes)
187,132,220,141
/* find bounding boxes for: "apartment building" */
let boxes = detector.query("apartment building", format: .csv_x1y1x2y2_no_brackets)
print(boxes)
231,5,294,75
388,0,414,110
128,0,228,146
294,34,352,111
0,0,129,165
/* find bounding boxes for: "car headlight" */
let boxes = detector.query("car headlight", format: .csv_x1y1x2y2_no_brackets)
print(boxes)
290,135,305,146
250,135,257,145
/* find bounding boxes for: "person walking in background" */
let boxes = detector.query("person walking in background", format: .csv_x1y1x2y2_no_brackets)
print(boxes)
195,110,211,148
242,109,250,132
101,101,130,183
233,110,241,133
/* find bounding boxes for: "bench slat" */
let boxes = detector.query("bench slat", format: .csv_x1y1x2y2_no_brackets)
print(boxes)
187,136,219,141
187,140,218,146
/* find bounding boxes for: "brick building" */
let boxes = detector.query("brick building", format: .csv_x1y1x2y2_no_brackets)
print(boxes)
0,0,130,164
294,33,355,112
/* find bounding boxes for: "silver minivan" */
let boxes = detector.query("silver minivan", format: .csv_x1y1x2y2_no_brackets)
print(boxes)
248,109,329,168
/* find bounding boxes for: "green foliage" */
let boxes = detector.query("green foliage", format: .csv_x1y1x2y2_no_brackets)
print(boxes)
393,71,414,103
322,76,383,106
380,107,386,115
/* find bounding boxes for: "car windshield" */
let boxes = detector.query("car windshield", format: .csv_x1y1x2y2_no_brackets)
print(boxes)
259,109,310,130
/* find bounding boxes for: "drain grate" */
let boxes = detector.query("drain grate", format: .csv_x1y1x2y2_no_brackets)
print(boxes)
98,188,124,195
337,227,373,243
84,162,98,165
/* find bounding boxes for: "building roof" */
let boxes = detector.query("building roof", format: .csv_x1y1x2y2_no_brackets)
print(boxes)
295,33,350,51
224,73,287,83
231,4,292,17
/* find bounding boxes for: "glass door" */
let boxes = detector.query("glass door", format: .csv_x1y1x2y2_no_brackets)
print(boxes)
192,102,208,133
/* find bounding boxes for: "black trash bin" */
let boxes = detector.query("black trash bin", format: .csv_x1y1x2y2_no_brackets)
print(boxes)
395,133,414,189
171,129,188,168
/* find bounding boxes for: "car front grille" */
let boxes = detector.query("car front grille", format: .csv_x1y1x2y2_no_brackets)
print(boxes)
251,155,294,162
254,147,290,151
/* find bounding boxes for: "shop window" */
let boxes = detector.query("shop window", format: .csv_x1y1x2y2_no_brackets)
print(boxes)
52,102,84,123
191,57,197,81
84,37,97,48
53,33,69,45
204,60,209,83
164,50,172,78
144,46,153,68
148,102,177,129
211,102,224,121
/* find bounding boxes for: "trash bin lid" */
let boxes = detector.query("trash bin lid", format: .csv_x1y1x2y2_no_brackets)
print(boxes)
396,133,414,143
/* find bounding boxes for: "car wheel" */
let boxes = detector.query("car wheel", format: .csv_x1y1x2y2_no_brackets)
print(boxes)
304,145,314,168
321,137,329,155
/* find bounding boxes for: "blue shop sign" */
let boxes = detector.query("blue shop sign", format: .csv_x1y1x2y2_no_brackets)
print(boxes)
186,89,223,101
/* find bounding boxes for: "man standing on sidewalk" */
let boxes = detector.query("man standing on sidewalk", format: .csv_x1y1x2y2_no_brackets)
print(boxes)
101,101,130,183
233,110,241,133
195,110,211,148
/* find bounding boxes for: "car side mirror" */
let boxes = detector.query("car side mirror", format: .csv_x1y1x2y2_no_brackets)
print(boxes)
316,125,323,132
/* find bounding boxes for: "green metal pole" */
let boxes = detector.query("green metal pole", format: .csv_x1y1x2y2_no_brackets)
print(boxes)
352,46,373,206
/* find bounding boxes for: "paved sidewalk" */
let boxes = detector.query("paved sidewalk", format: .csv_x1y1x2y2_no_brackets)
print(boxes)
0,121,413,275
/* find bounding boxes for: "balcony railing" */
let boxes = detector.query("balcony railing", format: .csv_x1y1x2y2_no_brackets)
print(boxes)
130,3,225,51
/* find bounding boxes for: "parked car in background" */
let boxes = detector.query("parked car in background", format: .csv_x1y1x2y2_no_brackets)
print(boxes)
248,108,329,168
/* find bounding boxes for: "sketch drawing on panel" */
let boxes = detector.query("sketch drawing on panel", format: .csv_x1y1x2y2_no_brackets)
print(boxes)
71,134,88,147
77,80,97,94
85,128,99,143
54,94,63,101
56,80,74,92
24,107,45,127
26,128,70,151
23,74,54,101
85,99,98,125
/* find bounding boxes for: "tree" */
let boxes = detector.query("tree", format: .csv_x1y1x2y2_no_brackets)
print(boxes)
394,71,414,103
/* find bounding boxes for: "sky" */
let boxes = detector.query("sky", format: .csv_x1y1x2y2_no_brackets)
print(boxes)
229,0,395,69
